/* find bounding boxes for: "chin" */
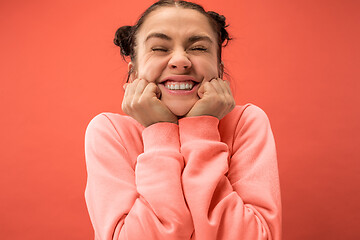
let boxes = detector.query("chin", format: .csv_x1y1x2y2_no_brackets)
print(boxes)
165,101,195,117
168,105,191,117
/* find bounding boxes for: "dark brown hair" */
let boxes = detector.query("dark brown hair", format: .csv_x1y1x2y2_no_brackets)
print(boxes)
114,0,231,80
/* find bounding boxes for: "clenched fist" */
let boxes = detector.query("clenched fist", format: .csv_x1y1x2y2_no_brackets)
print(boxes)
122,79,178,127
185,78,235,120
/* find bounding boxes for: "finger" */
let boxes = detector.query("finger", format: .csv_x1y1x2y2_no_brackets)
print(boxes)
142,82,160,100
209,78,226,95
122,82,132,113
216,79,231,99
211,79,231,111
154,83,162,99
124,78,139,99
123,83,129,91
214,79,233,102
123,79,141,113
134,79,148,97
208,79,227,108
201,81,217,97
221,79,233,96
219,79,236,112
197,82,206,98
218,79,234,98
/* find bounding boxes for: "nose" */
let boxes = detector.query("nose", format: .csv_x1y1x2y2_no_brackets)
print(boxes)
168,50,191,71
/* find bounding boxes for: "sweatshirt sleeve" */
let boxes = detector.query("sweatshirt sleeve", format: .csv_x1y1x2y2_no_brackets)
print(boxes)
84,114,193,240
179,105,282,240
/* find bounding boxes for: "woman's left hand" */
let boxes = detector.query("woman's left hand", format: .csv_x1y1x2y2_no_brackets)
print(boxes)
185,78,235,120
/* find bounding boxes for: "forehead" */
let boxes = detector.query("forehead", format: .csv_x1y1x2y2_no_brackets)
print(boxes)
137,7,216,42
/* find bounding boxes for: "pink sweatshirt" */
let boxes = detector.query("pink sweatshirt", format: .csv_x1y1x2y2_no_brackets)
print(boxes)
84,103,282,240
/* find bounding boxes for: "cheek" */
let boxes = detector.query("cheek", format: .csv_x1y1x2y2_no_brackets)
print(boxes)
137,57,168,82
192,57,219,80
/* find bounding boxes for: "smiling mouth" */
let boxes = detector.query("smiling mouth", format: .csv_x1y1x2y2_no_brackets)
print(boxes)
162,80,198,90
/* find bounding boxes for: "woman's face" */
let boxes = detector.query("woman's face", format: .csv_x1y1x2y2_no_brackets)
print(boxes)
130,7,221,116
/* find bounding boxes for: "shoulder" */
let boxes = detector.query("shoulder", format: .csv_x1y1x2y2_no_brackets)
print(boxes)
85,112,144,143
229,103,269,120
219,103,274,148
220,103,271,133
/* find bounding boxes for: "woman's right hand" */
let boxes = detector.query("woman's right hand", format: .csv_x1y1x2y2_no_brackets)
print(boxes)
122,79,178,127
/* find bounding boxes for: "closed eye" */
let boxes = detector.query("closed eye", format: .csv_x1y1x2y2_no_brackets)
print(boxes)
151,47,168,52
190,46,207,52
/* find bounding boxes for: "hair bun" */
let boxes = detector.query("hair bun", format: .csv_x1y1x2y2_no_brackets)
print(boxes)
207,11,226,27
114,25,133,56
207,11,230,45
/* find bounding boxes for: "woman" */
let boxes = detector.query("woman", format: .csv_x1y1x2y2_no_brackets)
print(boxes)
84,0,282,239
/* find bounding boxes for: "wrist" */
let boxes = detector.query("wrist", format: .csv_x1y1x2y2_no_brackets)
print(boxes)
142,121,180,152
179,115,220,142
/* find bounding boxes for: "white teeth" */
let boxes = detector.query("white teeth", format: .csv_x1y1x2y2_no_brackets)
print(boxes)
165,82,194,90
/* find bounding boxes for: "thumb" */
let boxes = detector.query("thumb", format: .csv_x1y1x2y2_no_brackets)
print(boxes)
154,84,162,99
197,83,205,98
144,82,162,99
123,83,129,91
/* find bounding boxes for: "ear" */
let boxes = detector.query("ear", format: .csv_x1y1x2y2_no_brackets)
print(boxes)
218,61,224,79
127,62,137,82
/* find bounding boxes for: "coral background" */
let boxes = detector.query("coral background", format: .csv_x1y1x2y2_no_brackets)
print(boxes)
1,0,359,239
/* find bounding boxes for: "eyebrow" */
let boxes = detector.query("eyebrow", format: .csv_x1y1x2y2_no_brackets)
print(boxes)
188,35,213,44
145,32,213,44
145,33,172,42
